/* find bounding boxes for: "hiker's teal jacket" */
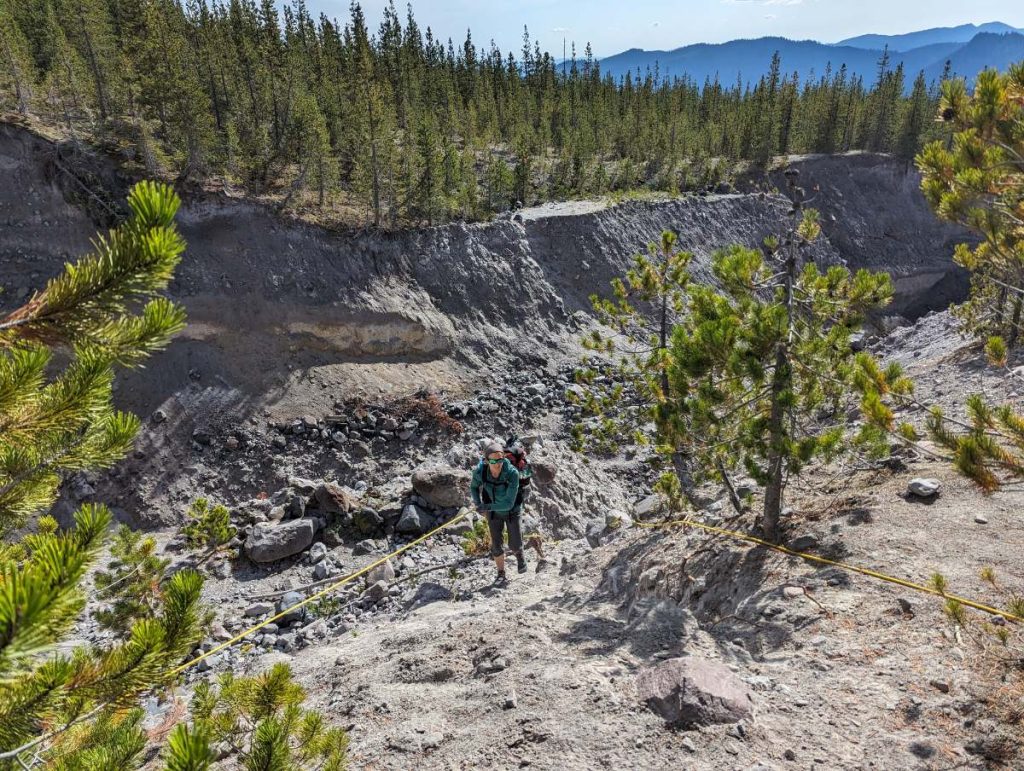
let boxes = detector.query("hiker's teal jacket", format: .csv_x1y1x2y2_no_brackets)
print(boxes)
470,458,520,516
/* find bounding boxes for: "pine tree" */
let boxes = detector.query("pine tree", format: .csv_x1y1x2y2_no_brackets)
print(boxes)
181,496,236,552
0,182,205,769
57,0,122,121
0,0,36,114
918,64,1024,345
582,172,893,540
133,0,215,180
896,70,930,160
162,662,349,769
348,6,396,227
41,2,90,133
0,180,186,530
411,111,444,224
92,524,171,635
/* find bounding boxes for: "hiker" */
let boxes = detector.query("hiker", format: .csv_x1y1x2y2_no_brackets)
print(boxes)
470,441,525,583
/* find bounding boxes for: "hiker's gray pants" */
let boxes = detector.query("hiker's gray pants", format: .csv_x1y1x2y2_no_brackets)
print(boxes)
486,511,522,558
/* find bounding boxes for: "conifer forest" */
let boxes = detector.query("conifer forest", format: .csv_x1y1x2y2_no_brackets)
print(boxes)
1,0,944,226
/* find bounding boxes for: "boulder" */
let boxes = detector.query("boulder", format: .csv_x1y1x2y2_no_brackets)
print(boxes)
287,476,319,495
397,504,431,534
531,461,557,486
352,506,384,536
244,602,274,617
276,591,306,625
365,559,396,587
353,539,377,555
634,494,664,519
285,493,306,520
637,657,754,728
908,478,940,498
364,580,389,604
411,463,472,508
310,482,357,518
244,519,316,563
444,508,475,536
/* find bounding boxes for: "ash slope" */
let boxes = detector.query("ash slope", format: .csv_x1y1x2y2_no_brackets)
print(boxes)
2,123,967,427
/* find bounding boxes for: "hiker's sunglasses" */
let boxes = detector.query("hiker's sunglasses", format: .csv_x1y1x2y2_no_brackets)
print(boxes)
486,457,504,464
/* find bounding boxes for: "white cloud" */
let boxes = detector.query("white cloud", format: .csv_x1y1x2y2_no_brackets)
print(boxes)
552,26,569,33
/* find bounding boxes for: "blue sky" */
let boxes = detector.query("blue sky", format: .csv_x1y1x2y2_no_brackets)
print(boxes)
305,0,1024,57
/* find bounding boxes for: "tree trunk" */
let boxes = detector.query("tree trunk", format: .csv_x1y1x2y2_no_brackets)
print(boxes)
1009,295,1022,346
671,452,702,512
76,2,109,121
716,459,745,515
0,35,30,114
762,233,797,542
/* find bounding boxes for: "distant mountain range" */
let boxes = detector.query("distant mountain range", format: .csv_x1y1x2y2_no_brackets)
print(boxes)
595,22,1024,90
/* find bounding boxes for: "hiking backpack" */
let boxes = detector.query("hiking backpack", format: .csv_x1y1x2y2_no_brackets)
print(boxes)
504,437,531,508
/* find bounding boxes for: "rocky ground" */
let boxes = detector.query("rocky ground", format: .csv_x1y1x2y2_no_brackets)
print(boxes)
65,312,1019,771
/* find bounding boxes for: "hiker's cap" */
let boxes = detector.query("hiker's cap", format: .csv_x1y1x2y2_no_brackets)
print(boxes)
484,441,504,456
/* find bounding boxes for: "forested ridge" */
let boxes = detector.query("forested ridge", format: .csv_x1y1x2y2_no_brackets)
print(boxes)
1,0,947,227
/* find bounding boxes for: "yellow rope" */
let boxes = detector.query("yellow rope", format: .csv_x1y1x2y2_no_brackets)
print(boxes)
173,510,468,675
636,517,1024,624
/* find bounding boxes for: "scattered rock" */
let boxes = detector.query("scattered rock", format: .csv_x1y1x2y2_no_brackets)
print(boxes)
276,591,306,625
634,494,663,519
244,519,316,562
637,656,754,728
244,602,274,617
397,504,431,534
365,559,396,586
974,514,989,524
408,581,454,607
353,539,377,555
364,580,388,603
930,679,951,694
606,510,633,530
907,478,940,498
308,542,329,563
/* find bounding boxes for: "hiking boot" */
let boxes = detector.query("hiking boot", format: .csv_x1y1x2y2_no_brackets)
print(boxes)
516,553,528,574
494,570,508,586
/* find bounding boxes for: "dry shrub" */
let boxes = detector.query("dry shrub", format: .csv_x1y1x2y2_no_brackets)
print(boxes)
392,391,464,435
